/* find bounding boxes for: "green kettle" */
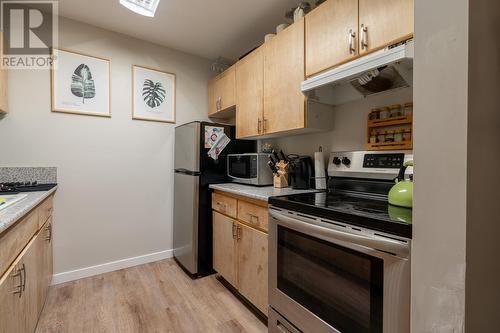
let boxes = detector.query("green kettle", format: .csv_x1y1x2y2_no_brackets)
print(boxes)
388,160,413,208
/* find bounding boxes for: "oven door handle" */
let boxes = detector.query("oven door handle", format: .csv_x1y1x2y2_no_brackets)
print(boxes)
270,210,410,258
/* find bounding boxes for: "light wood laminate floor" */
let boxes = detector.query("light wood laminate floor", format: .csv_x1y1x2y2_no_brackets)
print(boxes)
36,259,267,333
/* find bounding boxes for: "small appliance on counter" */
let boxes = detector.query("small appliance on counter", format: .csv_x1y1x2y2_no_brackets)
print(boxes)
227,153,273,186
173,121,255,278
268,150,413,333
288,155,314,189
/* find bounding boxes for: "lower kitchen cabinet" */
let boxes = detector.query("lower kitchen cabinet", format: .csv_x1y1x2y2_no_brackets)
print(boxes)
0,195,54,333
237,223,268,314
213,211,238,286
212,192,269,315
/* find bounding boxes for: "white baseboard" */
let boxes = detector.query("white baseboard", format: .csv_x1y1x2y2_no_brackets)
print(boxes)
51,249,173,285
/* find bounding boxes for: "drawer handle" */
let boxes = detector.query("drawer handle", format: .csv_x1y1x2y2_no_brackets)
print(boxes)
21,264,26,292
247,213,259,222
216,202,227,212
348,29,356,54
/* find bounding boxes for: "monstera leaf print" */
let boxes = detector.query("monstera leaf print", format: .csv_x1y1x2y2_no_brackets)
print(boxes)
71,64,96,104
142,79,166,108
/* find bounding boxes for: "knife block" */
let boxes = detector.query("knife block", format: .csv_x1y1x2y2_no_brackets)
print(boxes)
273,161,289,188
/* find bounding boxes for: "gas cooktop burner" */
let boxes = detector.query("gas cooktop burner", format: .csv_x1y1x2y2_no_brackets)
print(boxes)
0,182,57,195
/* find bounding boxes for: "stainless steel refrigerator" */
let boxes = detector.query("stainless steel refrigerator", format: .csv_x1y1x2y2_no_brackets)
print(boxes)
173,121,255,277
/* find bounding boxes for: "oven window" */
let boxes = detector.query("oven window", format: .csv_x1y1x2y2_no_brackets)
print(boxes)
277,226,383,333
228,156,256,179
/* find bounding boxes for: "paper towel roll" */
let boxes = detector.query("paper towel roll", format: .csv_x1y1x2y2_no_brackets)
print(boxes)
314,151,327,190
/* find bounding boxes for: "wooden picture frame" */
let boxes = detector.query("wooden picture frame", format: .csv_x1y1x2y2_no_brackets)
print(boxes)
132,65,176,123
51,48,111,117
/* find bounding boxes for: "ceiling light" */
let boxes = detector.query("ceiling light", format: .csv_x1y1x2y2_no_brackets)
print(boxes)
120,0,160,17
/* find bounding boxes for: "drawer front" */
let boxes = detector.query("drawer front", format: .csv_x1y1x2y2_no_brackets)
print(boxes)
38,196,53,228
0,209,39,278
237,200,268,232
212,192,237,218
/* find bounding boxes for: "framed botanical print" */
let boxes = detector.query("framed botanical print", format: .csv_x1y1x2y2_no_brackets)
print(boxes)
51,49,111,117
132,65,176,123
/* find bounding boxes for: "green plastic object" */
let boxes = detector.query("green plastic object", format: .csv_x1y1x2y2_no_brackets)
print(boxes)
388,160,414,208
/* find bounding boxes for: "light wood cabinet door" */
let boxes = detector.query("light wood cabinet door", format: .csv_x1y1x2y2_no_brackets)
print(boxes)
237,223,268,314
36,219,52,314
213,211,237,286
359,0,414,54
23,231,44,333
208,79,217,116
0,32,7,114
209,66,236,116
236,47,264,138
263,19,306,135
305,0,359,76
212,192,237,219
0,262,26,333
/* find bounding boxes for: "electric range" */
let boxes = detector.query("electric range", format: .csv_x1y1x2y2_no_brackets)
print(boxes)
268,150,413,333
0,182,58,195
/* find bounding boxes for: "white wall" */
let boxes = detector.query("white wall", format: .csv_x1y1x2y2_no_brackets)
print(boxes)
0,18,212,277
412,0,469,331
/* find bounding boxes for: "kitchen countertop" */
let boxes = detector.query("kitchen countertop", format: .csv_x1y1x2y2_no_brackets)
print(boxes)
209,183,320,202
0,187,57,234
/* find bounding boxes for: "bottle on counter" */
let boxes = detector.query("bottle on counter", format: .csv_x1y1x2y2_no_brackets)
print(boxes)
379,107,390,119
394,129,404,142
389,104,402,118
385,130,395,142
403,102,413,117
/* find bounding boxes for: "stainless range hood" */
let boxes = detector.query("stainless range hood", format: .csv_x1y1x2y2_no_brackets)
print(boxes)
302,40,414,106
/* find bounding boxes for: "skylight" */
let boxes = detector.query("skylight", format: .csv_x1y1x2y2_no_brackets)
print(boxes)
119,0,160,17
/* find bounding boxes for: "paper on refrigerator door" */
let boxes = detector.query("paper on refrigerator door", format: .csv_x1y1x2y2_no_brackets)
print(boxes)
207,132,231,160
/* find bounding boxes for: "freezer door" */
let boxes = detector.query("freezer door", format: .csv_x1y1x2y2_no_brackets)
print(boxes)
173,171,200,274
175,122,201,172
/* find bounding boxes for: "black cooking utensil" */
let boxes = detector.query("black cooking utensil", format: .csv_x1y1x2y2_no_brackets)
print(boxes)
279,150,288,162
272,150,281,162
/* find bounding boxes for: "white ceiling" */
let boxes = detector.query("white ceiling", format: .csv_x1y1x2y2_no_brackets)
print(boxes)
59,0,302,60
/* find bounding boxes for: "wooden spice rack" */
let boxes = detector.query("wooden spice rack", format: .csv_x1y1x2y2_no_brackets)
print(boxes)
367,114,413,151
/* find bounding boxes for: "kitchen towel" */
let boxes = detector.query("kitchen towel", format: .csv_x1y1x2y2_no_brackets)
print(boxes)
314,150,327,190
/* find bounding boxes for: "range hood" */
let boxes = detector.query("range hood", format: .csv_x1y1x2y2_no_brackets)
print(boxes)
302,40,414,106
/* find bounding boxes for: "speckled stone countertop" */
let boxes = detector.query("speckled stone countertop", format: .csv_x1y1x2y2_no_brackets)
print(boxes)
209,183,320,202
0,187,57,234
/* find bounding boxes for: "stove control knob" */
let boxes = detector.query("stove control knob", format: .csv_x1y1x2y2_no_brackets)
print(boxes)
333,157,341,166
342,157,351,166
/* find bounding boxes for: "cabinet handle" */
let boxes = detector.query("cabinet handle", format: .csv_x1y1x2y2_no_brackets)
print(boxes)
11,266,23,297
360,24,368,50
348,29,356,54
257,119,262,134
46,223,52,242
237,225,242,240
263,118,268,132
232,223,237,239
20,264,26,292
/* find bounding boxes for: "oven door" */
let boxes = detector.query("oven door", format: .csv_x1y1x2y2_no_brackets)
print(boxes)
268,208,411,333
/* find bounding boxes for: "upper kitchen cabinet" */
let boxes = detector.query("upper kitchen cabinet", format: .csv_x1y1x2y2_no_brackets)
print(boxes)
359,0,414,54
306,0,359,77
236,47,264,138
208,65,236,118
0,32,7,114
263,19,306,135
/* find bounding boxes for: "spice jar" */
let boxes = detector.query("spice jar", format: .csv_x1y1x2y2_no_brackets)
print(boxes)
377,131,386,143
394,129,403,142
403,102,413,117
403,129,412,141
369,108,380,120
379,107,390,119
389,104,402,118
369,130,377,144
385,130,395,142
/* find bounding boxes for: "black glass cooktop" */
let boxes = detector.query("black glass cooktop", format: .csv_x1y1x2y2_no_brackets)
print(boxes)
269,191,412,238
